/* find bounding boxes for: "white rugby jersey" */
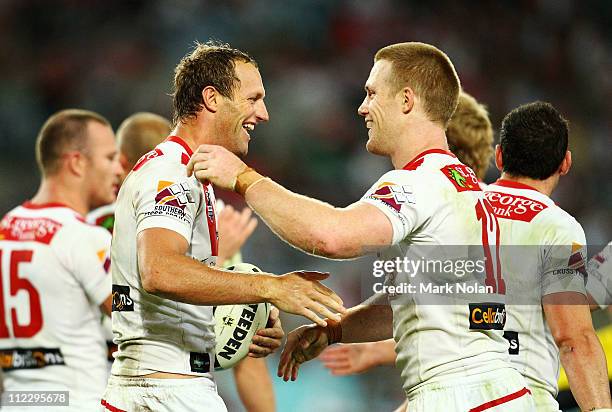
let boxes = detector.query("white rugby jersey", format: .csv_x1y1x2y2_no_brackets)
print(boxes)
87,203,115,234
360,149,511,394
111,136,219,377
0,202,111,410
586,242,612,309
485,180,587,401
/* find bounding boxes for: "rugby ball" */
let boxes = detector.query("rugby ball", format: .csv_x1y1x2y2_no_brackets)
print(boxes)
213,263,271,370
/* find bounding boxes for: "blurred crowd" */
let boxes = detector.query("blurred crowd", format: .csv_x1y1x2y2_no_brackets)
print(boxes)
0,1,610,410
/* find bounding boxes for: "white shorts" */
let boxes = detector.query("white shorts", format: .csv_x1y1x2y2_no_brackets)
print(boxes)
101,375,227,412
406,368,535,412
529,387,560,412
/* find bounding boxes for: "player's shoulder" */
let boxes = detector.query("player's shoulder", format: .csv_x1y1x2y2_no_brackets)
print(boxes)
533,203,586,247
131,137,191,174
1,203,110,246
52,208,111,245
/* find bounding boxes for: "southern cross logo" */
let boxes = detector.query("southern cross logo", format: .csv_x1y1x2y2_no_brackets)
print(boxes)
155,181,195,211
370,182,415,212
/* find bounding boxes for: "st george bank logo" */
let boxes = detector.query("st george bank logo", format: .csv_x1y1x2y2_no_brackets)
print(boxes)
155,181,195,211
368,182,415,213
484,191,547,222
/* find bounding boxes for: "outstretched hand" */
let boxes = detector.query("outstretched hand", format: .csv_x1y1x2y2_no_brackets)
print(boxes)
269,271,345,327
277,324,329,381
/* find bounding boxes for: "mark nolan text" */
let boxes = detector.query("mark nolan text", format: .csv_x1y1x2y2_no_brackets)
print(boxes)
373,281,494,295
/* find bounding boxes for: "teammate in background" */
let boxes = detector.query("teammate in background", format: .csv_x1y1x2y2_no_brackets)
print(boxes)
188,42,534,411
102,42,345,412
485,102,610,410
87,112,171,232
89,112,277,411
588,242,612,312
320,91,495,379
0,109,122,410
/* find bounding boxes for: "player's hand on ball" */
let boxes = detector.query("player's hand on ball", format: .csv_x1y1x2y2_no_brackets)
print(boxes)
269,271,346,328
278,324,329,381
319,343,379,375
187,144,247,190
248,307,284,358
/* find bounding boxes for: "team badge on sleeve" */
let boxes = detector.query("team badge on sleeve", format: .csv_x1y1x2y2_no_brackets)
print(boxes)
568,242,587,273
441,164,481,192
155,181,195,210
367,182,415,212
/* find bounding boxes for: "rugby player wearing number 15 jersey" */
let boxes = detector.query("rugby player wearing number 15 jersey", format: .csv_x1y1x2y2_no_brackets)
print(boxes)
0,110,122,411
187,42,534,411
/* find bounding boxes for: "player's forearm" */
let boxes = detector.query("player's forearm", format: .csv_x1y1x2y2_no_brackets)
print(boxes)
245,179,360,259
338,304,394,343
234,357,275,412
559,330,611,410
140,253,272,305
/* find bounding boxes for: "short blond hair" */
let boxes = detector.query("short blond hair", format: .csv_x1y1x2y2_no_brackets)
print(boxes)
35,109,110,177
375,42,460,127
447,92,493,179
117,112,171,166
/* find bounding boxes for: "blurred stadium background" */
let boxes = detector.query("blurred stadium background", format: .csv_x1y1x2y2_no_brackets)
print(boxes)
0,1,610,411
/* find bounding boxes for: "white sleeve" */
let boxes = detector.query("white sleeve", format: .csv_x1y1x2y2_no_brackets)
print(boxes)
358,170,419,245
541,219,588,297
60,225,112,306
134,163,201,243
586,243,612,309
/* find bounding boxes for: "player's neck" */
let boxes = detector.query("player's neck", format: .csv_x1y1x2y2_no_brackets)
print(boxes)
498,172,558,197
30,178,88,216
391,123,448,169
170,123,200,152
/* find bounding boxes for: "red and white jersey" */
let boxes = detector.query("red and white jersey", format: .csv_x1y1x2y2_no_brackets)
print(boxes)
0,202,111,410
359,149,511,394
586,242,612,309
87,203,115,234
111,136,219,377
485,180,587,401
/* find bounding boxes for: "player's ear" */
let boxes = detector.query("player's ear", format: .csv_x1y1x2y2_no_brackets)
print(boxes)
65,151,87,178
119,153,131,174
494,145,504,171
401,87,415,114
202,86,219,113
558,150,572,176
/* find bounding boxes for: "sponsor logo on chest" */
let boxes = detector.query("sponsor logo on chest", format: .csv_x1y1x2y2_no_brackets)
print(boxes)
469,302,506,330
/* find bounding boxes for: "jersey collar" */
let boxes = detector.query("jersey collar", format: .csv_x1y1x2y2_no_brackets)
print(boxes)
492,179,541,193
22,201,86,221
402,148,456,170
22,201,72,210
165,135,194,157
